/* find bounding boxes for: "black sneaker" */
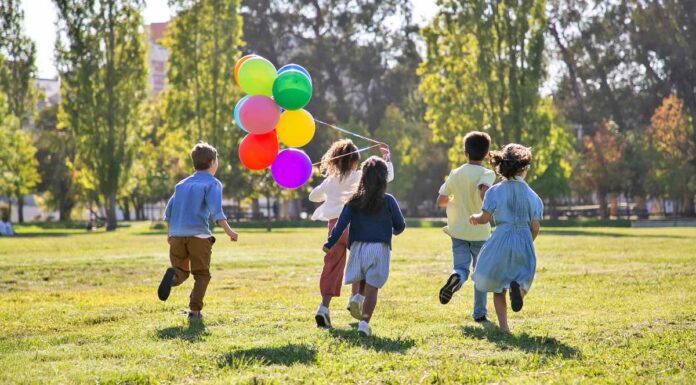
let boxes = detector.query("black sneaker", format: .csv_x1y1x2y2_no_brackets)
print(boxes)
474,316,490,323
157,268,175,301
439,273,462,304
188,311,203,321
510,281,523,312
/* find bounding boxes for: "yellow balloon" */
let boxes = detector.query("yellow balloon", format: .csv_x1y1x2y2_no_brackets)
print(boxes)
276,109,315,148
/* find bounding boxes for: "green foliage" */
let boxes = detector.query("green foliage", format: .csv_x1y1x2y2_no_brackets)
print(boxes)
1,224,696,383
55,0,148,230
0,117,41,210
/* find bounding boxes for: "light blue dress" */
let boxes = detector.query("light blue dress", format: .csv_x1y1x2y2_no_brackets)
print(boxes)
472,177,543,293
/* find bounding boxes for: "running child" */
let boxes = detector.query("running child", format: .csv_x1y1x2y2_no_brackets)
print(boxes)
469,144,543,332
323,156,405,336
157,142,239,320
309,139,393,328
437,131,495,323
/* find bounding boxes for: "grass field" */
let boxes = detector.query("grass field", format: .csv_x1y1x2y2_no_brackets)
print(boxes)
1,223,695,384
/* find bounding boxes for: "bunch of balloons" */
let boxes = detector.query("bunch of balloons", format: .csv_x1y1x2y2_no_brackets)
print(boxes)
234,54,315,189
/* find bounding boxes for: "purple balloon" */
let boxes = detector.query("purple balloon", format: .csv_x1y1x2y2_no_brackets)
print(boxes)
239,95,280,135
271,149,313,189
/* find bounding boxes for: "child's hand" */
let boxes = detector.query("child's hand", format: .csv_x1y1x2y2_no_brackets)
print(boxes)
322,245,330,253
378,145,391,161
469,214,480,226
227,230,239,242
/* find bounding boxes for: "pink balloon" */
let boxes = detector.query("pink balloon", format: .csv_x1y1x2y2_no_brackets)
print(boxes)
239,95,281,135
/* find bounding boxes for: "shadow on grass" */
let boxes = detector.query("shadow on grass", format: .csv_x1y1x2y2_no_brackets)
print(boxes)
461,325,579,358
219,344,317,368
12,232,74,238
327,327,415,353
542,229,688,239
156,321,208,342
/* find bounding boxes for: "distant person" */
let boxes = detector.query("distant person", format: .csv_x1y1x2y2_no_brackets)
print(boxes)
309,139,393,328
323,156,405,336
470,144,543,332
157,142,239,321
0,212,13,236
436,131,495,323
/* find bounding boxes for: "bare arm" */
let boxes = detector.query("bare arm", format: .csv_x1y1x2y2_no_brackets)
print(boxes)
469,210,493,225
217,219,239,242
437,194,449,208
530,220,540,241
478,184,490,200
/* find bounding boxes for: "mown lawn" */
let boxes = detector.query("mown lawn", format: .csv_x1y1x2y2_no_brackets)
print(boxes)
1,223,695,384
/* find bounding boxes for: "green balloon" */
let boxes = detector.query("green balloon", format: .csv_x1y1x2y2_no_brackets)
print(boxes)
272,70,313,110
238,57,277,96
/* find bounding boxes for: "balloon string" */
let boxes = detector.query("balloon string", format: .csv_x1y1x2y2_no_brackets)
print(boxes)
314,119,385,145
311,144,382,166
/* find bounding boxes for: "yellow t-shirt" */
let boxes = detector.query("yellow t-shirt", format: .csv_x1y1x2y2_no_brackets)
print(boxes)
439,164,496,241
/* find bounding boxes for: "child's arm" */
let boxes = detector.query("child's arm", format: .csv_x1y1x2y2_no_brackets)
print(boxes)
379,146,395,182
469,211,492,225
437,194,449,208
478,184,490,200
206,181,238,242
389,196,406,235
530,220,540,241
324,206,352,251
309,179,328,203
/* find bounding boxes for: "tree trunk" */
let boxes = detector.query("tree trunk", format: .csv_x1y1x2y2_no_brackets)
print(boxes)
121,198,131,221
608,193,619,219
598,189,609,220
105,192,118,231
59,199,73,222
8,199,12,223
17,195,24,223
548,197,559,220
634,195,648,219
251,199,261,220
265,195,272,232
682,192,695,217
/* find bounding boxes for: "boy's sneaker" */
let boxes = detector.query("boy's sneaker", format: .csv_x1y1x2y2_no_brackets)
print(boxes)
509,281,524,312
439,273,462,304
474,316,490,323
187,311,203,321
158,268,176,301
315,305,331,328
357,320,371,336
348,294,365,320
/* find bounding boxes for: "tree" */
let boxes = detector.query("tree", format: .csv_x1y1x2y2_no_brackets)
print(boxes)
55,0,148,230
0,0,37,127
645,95,695,216
34,104,79,221
0,120,41,223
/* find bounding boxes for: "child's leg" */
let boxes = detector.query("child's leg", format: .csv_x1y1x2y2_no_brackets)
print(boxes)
187,237,213,313
493,291,509,332
352,280,366,296
169,237,191,285
361,283,379,322
319,221,349,307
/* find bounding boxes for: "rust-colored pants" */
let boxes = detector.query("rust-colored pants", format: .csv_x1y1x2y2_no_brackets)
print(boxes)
168,236,215,311
319,219,349,297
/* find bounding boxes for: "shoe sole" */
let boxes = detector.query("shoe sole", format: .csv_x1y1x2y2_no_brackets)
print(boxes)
510,281,523,312
315,314,331,328
439,274,461,304
158,268,175,301
349,300,362,320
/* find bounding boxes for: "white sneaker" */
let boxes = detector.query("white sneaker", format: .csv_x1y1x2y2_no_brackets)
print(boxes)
357,320,371,336
348,294,364,320
315,305,331,328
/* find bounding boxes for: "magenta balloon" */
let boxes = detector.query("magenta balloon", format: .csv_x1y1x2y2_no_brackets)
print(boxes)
238,95,280,135
271,149,313,189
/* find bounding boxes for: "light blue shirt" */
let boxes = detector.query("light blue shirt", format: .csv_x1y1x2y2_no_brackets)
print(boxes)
164,171,227,237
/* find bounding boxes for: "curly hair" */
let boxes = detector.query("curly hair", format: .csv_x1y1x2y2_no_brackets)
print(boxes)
319,139,360,179
489,143,532,180
347,156,389,213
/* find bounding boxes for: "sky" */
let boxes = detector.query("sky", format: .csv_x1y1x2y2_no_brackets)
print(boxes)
23,0,439,79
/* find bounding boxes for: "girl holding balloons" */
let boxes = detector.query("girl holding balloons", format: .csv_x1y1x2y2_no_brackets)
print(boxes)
310,139,393,328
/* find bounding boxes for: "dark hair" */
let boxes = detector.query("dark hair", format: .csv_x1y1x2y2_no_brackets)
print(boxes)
347,156,388,213
320,139,360,179
191,142,218,170
490,143,532,180
464,131,491,161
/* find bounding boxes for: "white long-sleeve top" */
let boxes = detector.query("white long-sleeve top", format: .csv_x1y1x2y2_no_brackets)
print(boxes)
308,162,394,221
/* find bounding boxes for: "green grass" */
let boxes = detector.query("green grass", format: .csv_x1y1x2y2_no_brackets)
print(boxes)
1,223,695,384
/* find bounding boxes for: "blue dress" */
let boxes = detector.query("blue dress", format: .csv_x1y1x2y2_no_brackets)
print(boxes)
472,177,543,293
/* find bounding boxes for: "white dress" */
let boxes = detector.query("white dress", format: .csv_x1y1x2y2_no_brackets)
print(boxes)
309,162,394,221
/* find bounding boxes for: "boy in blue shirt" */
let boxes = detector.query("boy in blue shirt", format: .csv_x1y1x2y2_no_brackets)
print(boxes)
158,142,238,320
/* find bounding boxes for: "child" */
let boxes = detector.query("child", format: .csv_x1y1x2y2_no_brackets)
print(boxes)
157,142,239,320
436,131,495,323
309,139,393,328
469,144,543,332
323,156,405,336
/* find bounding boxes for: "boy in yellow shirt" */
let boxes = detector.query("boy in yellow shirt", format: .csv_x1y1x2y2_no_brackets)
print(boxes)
437,132,495,322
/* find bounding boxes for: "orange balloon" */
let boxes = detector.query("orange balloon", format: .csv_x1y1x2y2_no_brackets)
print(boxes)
238,130,279,170
234,54,258,86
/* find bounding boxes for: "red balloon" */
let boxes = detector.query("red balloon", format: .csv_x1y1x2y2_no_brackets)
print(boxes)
238,131,279,171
